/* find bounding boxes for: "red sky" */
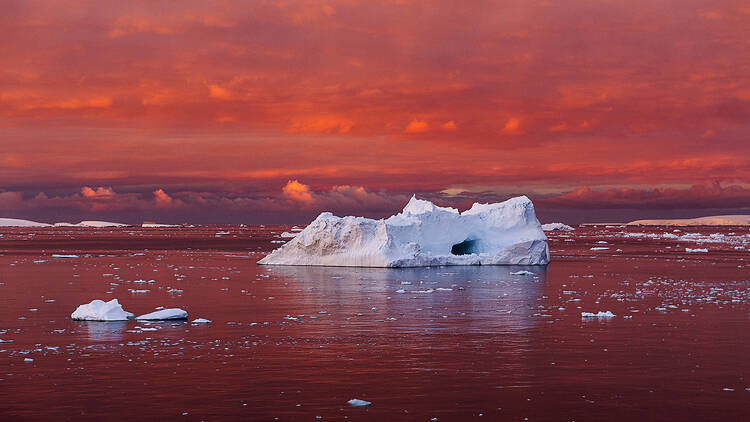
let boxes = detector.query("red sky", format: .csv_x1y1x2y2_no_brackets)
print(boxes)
1,0,749,224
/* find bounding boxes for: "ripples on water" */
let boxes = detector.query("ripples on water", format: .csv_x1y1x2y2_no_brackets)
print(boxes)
0,226,748,420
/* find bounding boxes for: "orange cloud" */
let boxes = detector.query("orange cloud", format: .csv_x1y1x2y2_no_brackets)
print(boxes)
288,117,354,134
405,119,429,133
153,188,175,207
501,117,523,135
81,186,115,198
282,180,315,204
441,120,457,131
208,84,231,99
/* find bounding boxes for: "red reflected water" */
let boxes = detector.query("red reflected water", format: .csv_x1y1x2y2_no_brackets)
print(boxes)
0,226,749,421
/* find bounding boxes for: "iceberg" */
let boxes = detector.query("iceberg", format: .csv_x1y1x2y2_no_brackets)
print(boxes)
71,299,135,321
542,222,575,231
191,318,211,324
142,222,180,228
626,215,750,226
347,398,372,407
54,221,130,227
258,195,550,267
136,308,188,320
0,218,51,227
76,221,129,227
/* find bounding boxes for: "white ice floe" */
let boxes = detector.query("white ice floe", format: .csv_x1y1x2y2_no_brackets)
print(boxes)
191,318,211,324
77,221,129,227
581,311,616,318
510,270,535,276
541,222,575,231
71,299,135,321
0,218,51,227
347,399,372,407
627,215,750,226
51,254,79,258
142,222,179,228
685,248,709,253
280,231,298,238
590,247,609,251
136,308,188,320
259,195,549,267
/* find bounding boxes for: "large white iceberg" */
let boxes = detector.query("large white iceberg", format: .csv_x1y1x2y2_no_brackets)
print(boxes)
258,195,549,267
71,299,135,321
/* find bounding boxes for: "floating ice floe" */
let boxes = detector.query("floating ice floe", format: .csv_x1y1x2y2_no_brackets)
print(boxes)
541,222,575,231
280,231,298,238
71,299,135,321
685,248,709,253
581,311,616,318
51,254,79,258
510,270,534,276
347,399,372,407
142,222,179,228
191,318,211,324
259,195,549,267
136,308,188,320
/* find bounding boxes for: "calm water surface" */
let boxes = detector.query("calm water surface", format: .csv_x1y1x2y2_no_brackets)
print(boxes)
0,226,748,421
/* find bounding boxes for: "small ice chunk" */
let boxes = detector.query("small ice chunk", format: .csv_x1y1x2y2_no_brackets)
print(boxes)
347,399,372,407
541,223,575,231
581,311,616,318
136,308,188,320
590,247,609,251
510,270,534,276
685,248,708,253
24,358,34,363
52,254,79,258
191,318,211,324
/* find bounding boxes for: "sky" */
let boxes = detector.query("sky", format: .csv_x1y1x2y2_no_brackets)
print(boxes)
1,0,749,224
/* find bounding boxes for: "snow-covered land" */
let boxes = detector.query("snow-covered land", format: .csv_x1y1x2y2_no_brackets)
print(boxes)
0,218,51,227
280,231,298,238
627,215,750,226
259,195,549,267
54,221,130,227
136,308,188,320
77,221,129,227
71,299,135,321
542,222,575,231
